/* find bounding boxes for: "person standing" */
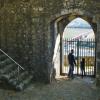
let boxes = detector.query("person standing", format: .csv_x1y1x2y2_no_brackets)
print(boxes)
68,49,76,79
80,58,85,78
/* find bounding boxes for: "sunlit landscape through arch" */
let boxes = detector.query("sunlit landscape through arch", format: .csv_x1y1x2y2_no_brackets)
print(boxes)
62,17,95,76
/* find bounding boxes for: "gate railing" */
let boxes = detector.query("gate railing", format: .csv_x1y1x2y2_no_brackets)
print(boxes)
63,39,96,76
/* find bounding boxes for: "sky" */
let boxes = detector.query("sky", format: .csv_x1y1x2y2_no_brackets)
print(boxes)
67,18,92,28
63,18,94,39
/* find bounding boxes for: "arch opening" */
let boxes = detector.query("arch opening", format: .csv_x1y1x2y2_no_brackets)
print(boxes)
51,15,97,78
62,17,96,77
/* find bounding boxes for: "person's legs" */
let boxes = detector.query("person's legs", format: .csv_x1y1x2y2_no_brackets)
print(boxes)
68,65,71,77
83,69,86,76
82,70,83,78
70,65,74,78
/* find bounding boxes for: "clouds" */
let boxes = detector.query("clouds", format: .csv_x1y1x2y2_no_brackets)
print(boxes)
67,18,91,28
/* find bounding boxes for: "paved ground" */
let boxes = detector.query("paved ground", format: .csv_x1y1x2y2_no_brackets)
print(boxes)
0,76,100,100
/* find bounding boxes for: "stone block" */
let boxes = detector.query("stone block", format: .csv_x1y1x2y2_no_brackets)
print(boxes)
96,78,100,88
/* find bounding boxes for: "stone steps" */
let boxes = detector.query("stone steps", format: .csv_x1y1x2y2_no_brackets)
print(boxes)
0,58,12,67
16,74,33,91
0,52,33,91
0,54,7,61
8,71,29,86
0,63,16,74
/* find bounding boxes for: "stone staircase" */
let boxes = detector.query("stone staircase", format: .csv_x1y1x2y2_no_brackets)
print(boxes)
0,51,33,91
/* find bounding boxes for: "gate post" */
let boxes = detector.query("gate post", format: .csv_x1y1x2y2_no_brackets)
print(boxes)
77,40,79,75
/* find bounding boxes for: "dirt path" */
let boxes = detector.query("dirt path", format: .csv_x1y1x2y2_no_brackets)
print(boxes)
0,76,100,100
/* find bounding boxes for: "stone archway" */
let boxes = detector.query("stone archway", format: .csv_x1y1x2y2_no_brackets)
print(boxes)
50,11,97,78
0,0,99,86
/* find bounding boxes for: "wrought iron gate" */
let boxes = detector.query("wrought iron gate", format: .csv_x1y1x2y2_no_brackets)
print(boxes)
63,39,96,77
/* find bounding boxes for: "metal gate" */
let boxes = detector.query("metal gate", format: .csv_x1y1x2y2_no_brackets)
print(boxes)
63,39,96,77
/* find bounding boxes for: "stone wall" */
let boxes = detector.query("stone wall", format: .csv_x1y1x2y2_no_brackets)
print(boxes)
0,0,64,83
0,0,47,82
96,16,100,87
0,0,100,85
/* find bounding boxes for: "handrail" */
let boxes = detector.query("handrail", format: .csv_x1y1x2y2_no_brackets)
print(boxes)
0,49,24,70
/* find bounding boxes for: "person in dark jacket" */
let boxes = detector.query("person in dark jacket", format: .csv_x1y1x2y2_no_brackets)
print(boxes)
68,49,76,78
80,58,85,78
